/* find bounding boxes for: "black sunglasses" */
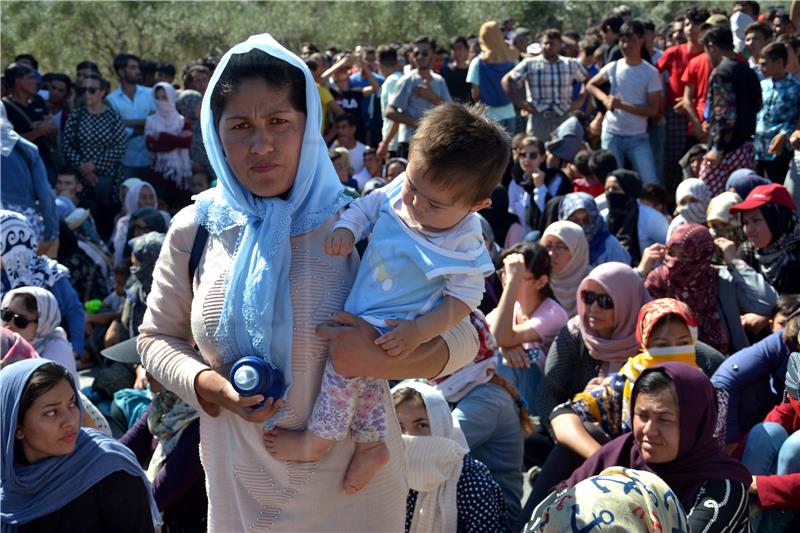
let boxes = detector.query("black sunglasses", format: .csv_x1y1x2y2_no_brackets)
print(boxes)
581,290,614,310
77,87,101,95
519,151,540,159
1,309,38,329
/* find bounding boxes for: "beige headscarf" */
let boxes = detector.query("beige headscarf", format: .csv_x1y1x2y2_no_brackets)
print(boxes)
479,21,520,64
541,221,592,317
706,191,743,225
392,381,468,533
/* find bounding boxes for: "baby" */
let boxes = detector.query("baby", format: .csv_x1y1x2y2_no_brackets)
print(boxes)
264,103,511,493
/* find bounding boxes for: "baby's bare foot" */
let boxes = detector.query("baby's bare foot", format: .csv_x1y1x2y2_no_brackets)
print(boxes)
263,428,332,462
343,441,390,494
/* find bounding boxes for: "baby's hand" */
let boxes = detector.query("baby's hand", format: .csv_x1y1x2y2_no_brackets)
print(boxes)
375,319,422,358
324,228,355,256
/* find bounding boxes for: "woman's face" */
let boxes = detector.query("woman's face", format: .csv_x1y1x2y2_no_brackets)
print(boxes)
386,162,405,181
633,384,681,464
678,194,698,207
138,186,155,209
647,318,692,349
80,79,104,107
218,78,306,198
2,296,37,342
567,208,591,229
15,379,80,464
518,145,543,174
396,400,432,437
666,243,689,262
604,176,623,195
191,71,210,95
542,235,572,274
581,279,615,338
741,208,773,249
154,87,167,102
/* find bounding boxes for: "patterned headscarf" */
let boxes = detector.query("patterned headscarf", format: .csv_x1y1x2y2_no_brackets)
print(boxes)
786,351,799,400
675,178,711,225
645,224,729,353
1,287,69,355
559,192,611,265
0,210,68,293
526,467,689,533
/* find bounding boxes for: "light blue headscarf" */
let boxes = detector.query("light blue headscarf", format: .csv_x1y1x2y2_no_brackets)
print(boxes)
558,192,611,265
1,359,160,531
194,34,351,409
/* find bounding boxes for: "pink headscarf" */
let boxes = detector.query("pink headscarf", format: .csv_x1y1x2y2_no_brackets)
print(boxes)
575,262,649,370
0,327,38,367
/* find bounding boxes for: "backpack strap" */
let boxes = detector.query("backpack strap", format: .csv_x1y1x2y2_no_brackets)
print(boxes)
188,224,209,292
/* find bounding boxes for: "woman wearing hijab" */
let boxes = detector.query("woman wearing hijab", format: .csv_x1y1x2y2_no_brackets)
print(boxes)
391,380,509,533
558,192,631,266
533,262,648,454
707,191,744,243
742,351,800,530
1,287,77,384
525,467,689,533
137,34,478,531
667,177,712,240
540,221,591,317
0,359,158,532
467,21,519,134
726,168,771,200
731,183,800,295
111,182,170,267
145,82,193,209
646,223,778,354
0,211,85,359
601,169,668,266
556,363,752,532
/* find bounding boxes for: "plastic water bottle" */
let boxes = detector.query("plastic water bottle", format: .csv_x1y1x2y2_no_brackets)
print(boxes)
230,356,285,406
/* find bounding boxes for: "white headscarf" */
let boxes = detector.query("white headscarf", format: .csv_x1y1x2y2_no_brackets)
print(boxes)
145,82,192,186
392,380,468,533
675,178,711,225
0,102,20,157
541,221,591,317
1,287,69,355
112,181,168,267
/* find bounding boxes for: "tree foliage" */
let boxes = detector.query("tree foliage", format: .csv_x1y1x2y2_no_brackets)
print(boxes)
2,0,731,77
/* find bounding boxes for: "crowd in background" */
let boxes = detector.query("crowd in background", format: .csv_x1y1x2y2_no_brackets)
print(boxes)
2,1,800,532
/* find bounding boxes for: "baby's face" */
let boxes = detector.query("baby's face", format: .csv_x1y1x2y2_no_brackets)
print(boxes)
400,158,484,232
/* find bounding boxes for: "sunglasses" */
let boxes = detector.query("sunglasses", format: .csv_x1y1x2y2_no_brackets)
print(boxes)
77,87,101,95
581,290,614,310
1,309,38,329
519,151,540,159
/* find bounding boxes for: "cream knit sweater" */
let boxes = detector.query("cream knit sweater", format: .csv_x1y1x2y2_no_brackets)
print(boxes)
138,205,478,532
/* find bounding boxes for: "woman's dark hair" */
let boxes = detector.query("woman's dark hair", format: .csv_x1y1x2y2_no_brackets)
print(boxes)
392,386,424,408
17,363,75,425
210,49,306,126
11,293,37,315
759,203,795,244
499,242,554,300
632,368,675,407
489,373,535,435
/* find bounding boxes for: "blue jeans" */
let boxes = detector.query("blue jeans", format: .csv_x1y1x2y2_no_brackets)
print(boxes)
601,130,660,185
648,122,666,186
742,421,800,531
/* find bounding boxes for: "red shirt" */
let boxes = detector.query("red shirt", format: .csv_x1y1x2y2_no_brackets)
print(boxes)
681,53,712,123
573,178,604,197
657,43,702,104
754,401,800,510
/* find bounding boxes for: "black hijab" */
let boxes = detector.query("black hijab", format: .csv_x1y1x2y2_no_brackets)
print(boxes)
606,169,641,265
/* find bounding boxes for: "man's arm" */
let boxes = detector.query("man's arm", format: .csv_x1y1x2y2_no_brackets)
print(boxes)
501,71,535,114
385,104,417,127
615,90,661,118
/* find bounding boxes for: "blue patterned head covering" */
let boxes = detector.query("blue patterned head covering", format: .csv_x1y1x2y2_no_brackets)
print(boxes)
193,34,351,414
787,352,799,400
1,359,160,531
558,192,610,264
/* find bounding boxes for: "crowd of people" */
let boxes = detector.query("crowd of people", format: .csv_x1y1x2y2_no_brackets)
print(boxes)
2,1,800,532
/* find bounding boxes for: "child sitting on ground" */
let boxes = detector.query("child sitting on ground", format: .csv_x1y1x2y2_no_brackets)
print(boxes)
264,102,511,494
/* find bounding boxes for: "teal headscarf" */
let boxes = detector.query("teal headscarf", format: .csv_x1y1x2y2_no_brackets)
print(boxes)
194,34,351,414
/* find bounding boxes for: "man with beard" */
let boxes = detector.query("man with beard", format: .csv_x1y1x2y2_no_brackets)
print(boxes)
106,53,155,179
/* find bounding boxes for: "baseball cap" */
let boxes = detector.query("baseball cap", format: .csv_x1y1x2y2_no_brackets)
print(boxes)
729,183,795,213
705,14,729,26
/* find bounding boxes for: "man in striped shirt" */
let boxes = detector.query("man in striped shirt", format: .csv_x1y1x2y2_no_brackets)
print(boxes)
502,28,587,141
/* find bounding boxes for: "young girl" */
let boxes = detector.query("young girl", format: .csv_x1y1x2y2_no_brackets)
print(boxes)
507,136,546,236
487,242,568,409
264,103,509,494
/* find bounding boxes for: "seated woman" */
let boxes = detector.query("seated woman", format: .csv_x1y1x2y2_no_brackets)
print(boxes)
391,380,509,533
706,191,746,263
726,168,770,200
539,220,591,317
111,182,170,267
2,287,78,384
667,177,711,240
558,192,631,267
555,363,753,533
524,298,725,515
645,223,778,354
525,467,689,533
0,359,158,532
442,312,532,525
488,242,568,411
730,183,800,295
742,351,800,532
